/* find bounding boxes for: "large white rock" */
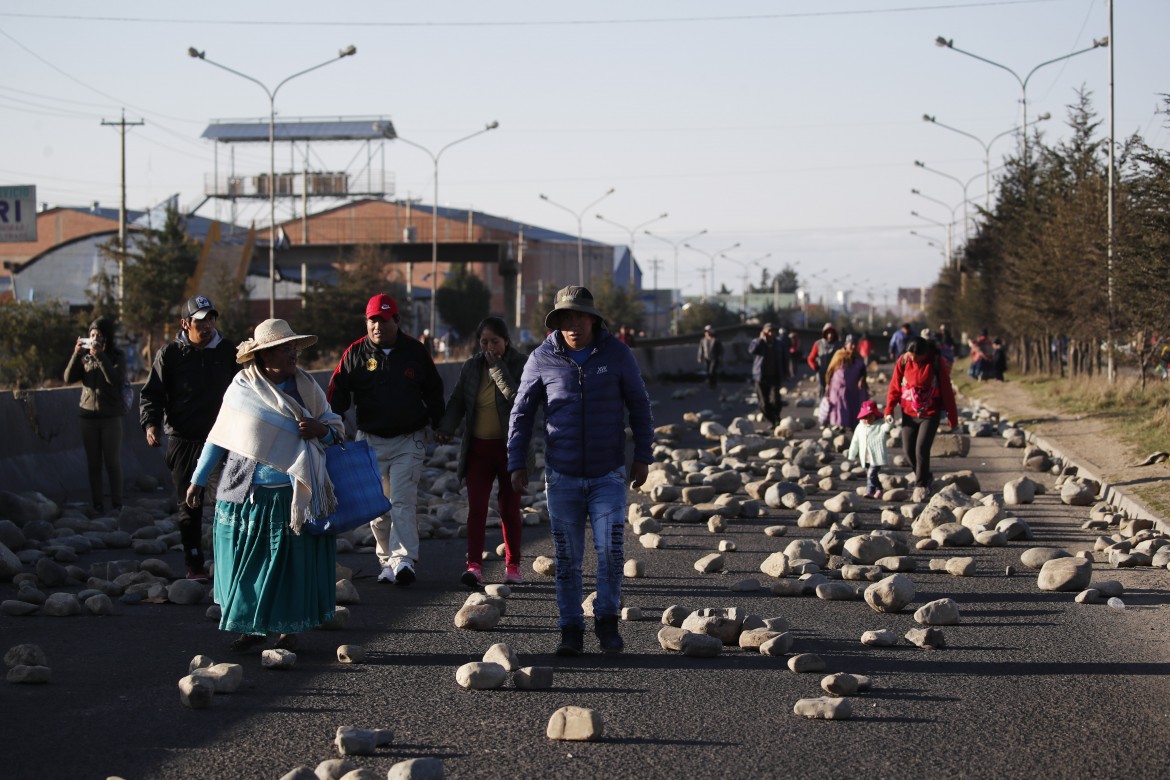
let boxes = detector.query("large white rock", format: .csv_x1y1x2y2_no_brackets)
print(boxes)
693,553,725,573
793,696,853,720
546,706,603,741
1037,557,1093,592
914,598,961,625
482,643,520,672
455,661,507,689
1003,477,1038,505
759,552,791,578
864,574,915,613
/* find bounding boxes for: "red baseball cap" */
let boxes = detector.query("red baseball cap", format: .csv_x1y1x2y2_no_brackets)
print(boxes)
365,293,398,320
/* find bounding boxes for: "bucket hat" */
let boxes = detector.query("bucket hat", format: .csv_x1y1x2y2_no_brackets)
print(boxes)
544,285,607,330
857,399,881,420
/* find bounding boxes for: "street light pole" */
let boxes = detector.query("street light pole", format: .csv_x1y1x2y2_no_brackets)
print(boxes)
188,45,357,319
922,112,1051,210
646,229,706,335
934,34,1108,160
914,160,976,243
539,188,615,284
910,212,953,268
386,121,500,337
595,211,668,290
684,241,740,306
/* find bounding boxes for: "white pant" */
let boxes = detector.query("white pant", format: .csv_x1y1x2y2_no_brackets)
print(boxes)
359,429,426,569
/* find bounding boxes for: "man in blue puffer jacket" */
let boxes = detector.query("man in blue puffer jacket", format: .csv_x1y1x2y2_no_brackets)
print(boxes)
508,285,654,657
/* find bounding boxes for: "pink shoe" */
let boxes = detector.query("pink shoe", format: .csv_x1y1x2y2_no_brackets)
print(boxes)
504,563,524,585
460,563,484,589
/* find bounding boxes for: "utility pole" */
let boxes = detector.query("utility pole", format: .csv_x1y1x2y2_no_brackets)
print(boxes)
516,226,526,332
101,110,144,312
648,257,664,335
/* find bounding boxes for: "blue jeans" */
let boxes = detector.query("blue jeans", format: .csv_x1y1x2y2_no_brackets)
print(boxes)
544,464,627,630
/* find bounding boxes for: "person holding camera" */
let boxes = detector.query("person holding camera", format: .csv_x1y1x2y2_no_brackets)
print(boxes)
64,317,127,513
139,295,239,582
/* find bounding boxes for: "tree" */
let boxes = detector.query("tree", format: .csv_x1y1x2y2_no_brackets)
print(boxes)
293,244,405,367
202,264,253,346
679,300,739,335
590,276,644,333
0,301,77,389
774,264,800,294
117,205,199,359
529,285,558,342
435,263,491,350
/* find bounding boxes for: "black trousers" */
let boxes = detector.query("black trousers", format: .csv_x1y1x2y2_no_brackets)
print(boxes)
900,413,941,488
165,436,208,572
704,360,719,389
755,377,782,425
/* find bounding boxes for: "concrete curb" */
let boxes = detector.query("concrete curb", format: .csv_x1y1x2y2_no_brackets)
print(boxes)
963,396,1166,531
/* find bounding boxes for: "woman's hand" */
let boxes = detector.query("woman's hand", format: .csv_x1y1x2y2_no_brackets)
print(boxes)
298,418,329,440
484,350,499,367
184,484,202,509
885,415,895,425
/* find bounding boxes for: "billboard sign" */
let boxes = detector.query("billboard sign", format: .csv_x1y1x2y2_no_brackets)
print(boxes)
0,185,36,242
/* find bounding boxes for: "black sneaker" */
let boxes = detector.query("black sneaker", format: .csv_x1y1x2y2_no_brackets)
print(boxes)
594,615,624,654
555,625,585,657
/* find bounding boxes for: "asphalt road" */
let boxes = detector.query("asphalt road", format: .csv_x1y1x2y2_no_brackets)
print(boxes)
3,373,1170,780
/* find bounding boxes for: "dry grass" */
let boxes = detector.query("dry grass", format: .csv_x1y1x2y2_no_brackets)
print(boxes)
956,371,1170,516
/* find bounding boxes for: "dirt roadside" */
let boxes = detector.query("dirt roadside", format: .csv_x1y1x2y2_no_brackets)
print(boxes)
958,379,1170,521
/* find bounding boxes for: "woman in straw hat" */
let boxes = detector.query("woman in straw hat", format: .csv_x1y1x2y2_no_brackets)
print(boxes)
185,319,344,653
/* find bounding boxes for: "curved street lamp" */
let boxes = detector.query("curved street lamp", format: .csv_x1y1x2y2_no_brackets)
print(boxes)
719,253,765,321
540,188,615,284
381,121,500,337
684,241,740,302
934,34,1107,159
645,228,706,335
188,45,357,318
922,112,1051,209
595,211,668,290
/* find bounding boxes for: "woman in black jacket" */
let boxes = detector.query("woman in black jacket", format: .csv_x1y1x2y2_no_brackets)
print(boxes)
64,317,126,512
437,317,530,588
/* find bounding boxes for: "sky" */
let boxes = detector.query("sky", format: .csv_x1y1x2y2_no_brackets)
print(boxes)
3,0,1167,312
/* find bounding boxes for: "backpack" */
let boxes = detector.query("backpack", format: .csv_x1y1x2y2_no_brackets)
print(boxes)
898,352,941,418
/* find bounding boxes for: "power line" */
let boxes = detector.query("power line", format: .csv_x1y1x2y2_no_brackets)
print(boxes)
0,1,1060,28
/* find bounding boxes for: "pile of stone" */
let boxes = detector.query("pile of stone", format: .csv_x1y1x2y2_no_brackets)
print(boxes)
454,642,554,691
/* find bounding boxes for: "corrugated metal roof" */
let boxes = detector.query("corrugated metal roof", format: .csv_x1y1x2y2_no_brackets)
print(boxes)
202,118,394,143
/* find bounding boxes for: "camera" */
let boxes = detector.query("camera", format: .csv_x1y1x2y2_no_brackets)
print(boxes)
79,337,95,349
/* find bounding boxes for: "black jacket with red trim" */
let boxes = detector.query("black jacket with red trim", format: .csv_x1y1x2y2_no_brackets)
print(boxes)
327,332,445,438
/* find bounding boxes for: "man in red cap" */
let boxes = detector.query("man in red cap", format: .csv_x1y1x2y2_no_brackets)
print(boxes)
327,293,445,586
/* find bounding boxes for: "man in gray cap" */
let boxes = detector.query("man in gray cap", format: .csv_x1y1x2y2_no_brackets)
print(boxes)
507,285,654,656
697,324,723,390
139,294,239,582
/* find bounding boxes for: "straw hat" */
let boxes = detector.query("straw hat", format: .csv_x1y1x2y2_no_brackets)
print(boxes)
236,319,317,364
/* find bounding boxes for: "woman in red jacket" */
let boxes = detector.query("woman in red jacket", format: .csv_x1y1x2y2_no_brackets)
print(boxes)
884,336,958,502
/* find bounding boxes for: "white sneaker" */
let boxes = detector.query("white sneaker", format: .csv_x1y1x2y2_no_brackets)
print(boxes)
377,566,395,584
393,561,416,587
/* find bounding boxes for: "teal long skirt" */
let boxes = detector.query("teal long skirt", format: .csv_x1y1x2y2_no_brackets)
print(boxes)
213,486,336,636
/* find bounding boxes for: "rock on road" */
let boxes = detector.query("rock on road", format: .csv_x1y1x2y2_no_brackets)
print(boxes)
2,373,1170,780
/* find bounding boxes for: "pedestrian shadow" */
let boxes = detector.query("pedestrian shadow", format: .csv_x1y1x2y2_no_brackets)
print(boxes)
869,688,960,703
604,736,742,747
